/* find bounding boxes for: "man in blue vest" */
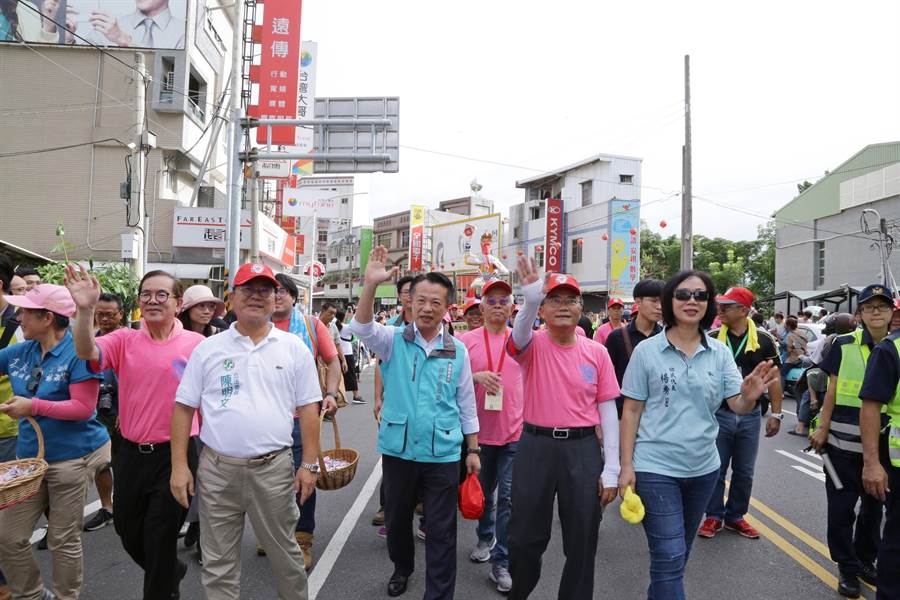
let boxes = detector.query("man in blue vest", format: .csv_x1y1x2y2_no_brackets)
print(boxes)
349,245,480,599
811,283,889,598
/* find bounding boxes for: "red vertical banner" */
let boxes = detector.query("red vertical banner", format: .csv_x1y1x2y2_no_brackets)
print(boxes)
545,198,563,273
408,205,425,271
255,0,303,144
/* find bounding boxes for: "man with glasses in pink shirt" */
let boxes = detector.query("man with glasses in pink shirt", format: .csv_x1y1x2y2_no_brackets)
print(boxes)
459,278,523,593
66,265,203,600
505,257,620,600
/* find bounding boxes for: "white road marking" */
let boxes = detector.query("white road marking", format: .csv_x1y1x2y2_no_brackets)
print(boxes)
308,457,383,599
791,465,826,482
775,449,822,470
29,499,103,544
801,450,823,461
782,408,797,416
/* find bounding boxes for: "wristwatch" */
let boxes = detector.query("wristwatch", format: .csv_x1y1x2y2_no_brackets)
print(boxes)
769,412,784,421
466,447,482,455
300,462,320,473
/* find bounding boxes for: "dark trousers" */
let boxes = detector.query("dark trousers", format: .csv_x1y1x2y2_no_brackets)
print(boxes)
113,439,196,600
508,430,604,600
824,447,882,576
878,454,900,600
382,455,459,600
291,418,316,533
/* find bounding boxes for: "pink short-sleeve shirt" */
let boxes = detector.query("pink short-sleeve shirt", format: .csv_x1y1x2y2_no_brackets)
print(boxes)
507,329,619,428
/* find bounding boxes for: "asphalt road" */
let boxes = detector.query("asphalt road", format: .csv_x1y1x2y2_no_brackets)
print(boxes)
28,365,878,599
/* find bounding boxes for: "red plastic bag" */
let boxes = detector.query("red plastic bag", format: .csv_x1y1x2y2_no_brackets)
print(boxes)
458,473,484,520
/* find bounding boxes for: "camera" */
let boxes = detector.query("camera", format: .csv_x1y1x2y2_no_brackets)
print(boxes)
98,383,115,414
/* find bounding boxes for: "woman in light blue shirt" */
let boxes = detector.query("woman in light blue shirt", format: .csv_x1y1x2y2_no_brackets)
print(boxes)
618,271,777,600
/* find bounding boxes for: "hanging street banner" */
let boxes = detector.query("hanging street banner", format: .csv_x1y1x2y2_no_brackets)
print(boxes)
257,156,292,179
252,0,303,144
408,205,426,271
358,227,374,276
544,198,563,273
295,41,318,152
281,186,342,218
608,199,641,298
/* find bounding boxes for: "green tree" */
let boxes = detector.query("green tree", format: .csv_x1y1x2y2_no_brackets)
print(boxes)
707,248,745,292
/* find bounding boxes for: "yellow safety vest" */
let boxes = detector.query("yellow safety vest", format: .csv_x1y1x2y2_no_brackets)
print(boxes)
886,337,900,468
828,330,886,454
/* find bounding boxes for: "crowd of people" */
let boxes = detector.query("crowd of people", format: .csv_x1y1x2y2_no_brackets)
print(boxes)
0,248,897,600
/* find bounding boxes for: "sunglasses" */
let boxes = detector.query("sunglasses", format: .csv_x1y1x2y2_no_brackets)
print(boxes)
674,288,710,302
26,365,42,395
483,297,510,306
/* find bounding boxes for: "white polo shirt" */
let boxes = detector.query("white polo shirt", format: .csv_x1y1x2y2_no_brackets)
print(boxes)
175,323,322,458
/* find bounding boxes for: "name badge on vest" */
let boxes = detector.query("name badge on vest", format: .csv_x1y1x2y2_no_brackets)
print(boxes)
485,386,503,411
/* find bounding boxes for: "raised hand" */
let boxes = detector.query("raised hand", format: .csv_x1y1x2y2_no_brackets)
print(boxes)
515,255,541,286
740,360,779,403
364,245,398,286
64,264,101,311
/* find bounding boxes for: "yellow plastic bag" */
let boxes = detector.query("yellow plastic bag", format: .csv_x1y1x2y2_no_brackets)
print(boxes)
620,485,645,524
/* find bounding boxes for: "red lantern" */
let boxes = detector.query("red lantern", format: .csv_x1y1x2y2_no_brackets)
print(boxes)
517,249,524,256
450,262,455,267
577,239,584,246
502,254,508,259
601,233,609,241
535,245,543,251
629,228,637,236
555,242,562,248
623,203,630,211
660,220,667,228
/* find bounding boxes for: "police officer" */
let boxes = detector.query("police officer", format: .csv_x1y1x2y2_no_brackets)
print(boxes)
811,284,889,598
859,306,900,600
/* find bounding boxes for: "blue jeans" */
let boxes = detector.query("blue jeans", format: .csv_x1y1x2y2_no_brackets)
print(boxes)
636,470,718,600
0,436,14,586
705,407,761,522
798,390,812,425
475,441,517,568
291,418,316,533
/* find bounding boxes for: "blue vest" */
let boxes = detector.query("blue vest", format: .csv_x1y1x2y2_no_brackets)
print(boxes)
379,323,466,463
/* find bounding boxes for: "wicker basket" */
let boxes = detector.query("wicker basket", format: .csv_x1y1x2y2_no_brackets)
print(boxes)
0,417,48,510
316,412,359,491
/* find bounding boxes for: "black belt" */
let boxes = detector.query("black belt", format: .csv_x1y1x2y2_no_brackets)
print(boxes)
523,423,595,440
123,439,170,455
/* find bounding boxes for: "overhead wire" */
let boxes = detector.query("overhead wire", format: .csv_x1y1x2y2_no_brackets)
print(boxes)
0,138,128,158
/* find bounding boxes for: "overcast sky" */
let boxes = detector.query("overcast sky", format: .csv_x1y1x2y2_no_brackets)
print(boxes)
300,0,900,241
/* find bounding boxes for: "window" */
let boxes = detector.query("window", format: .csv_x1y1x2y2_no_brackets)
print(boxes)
529,206,542,220
534,247,544,268
377,232,393,248
187,70,207,122
400,230,410,248
329,284,338,290
815,241,825,286
317,253,327,264
318,230,328,243
330,257,337,264
581,180,593,207
619,174,634,184
513,226,521,239
160,57,175,103
341,197,349,204
571,238,583,263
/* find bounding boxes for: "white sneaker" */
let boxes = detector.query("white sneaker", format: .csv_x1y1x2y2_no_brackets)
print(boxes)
490,564,512,593
469,538,496,562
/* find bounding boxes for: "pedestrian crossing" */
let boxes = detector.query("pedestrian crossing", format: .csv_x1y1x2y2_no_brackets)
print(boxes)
775,448,826,482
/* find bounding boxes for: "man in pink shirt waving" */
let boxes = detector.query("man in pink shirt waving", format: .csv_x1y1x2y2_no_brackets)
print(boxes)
459,279,523,593
506,257,620,600
66,265,203,600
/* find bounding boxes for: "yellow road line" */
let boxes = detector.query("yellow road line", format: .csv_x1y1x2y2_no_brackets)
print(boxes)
745,513,839,591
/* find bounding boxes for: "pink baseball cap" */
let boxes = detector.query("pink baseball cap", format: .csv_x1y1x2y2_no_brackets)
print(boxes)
6,284,76,317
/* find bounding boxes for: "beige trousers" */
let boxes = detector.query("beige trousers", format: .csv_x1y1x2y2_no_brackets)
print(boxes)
198,446,308,600
0,441,111,600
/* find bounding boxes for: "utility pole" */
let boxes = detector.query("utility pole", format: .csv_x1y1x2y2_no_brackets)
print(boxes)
680,54,693,271
131,52,147,278
224,0,245,296
249,167,260,262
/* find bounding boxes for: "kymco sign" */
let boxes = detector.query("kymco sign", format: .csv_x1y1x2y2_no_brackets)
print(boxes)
544,198,563,273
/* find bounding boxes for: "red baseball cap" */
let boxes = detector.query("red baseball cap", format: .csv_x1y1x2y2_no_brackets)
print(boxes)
481,279,512,296
463,299,481,314
233,262,278,287
608,297,624,308
6,284,75,317
716,287,754,309
545,273,581,296
632,302,639,313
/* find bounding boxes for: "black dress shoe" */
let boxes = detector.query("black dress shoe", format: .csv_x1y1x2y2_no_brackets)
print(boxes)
838,572,861,598
387,572,409,597
858,562,877,586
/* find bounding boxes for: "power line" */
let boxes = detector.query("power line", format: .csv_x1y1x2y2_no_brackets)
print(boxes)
0,138,127,159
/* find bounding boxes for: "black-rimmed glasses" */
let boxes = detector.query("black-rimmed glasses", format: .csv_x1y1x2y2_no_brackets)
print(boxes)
139,290,172,303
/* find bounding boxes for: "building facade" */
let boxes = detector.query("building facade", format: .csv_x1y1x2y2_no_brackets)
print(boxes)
774,142,900,310
505,153,643,309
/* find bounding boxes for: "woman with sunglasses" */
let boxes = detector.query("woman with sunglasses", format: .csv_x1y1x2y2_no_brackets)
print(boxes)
65,266,204,600
618,271,778,600
0,284,110,600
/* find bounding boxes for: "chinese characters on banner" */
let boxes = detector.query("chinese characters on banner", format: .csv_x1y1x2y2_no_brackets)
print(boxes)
608,199,641,297
544,198,563,273
255,0,303,145
295,41,318,152
408,205,426,271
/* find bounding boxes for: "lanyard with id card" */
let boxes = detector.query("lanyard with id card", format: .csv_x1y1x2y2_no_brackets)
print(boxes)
483,328,509,411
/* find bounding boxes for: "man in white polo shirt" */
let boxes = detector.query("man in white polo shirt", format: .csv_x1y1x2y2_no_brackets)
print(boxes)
169,262,322,600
